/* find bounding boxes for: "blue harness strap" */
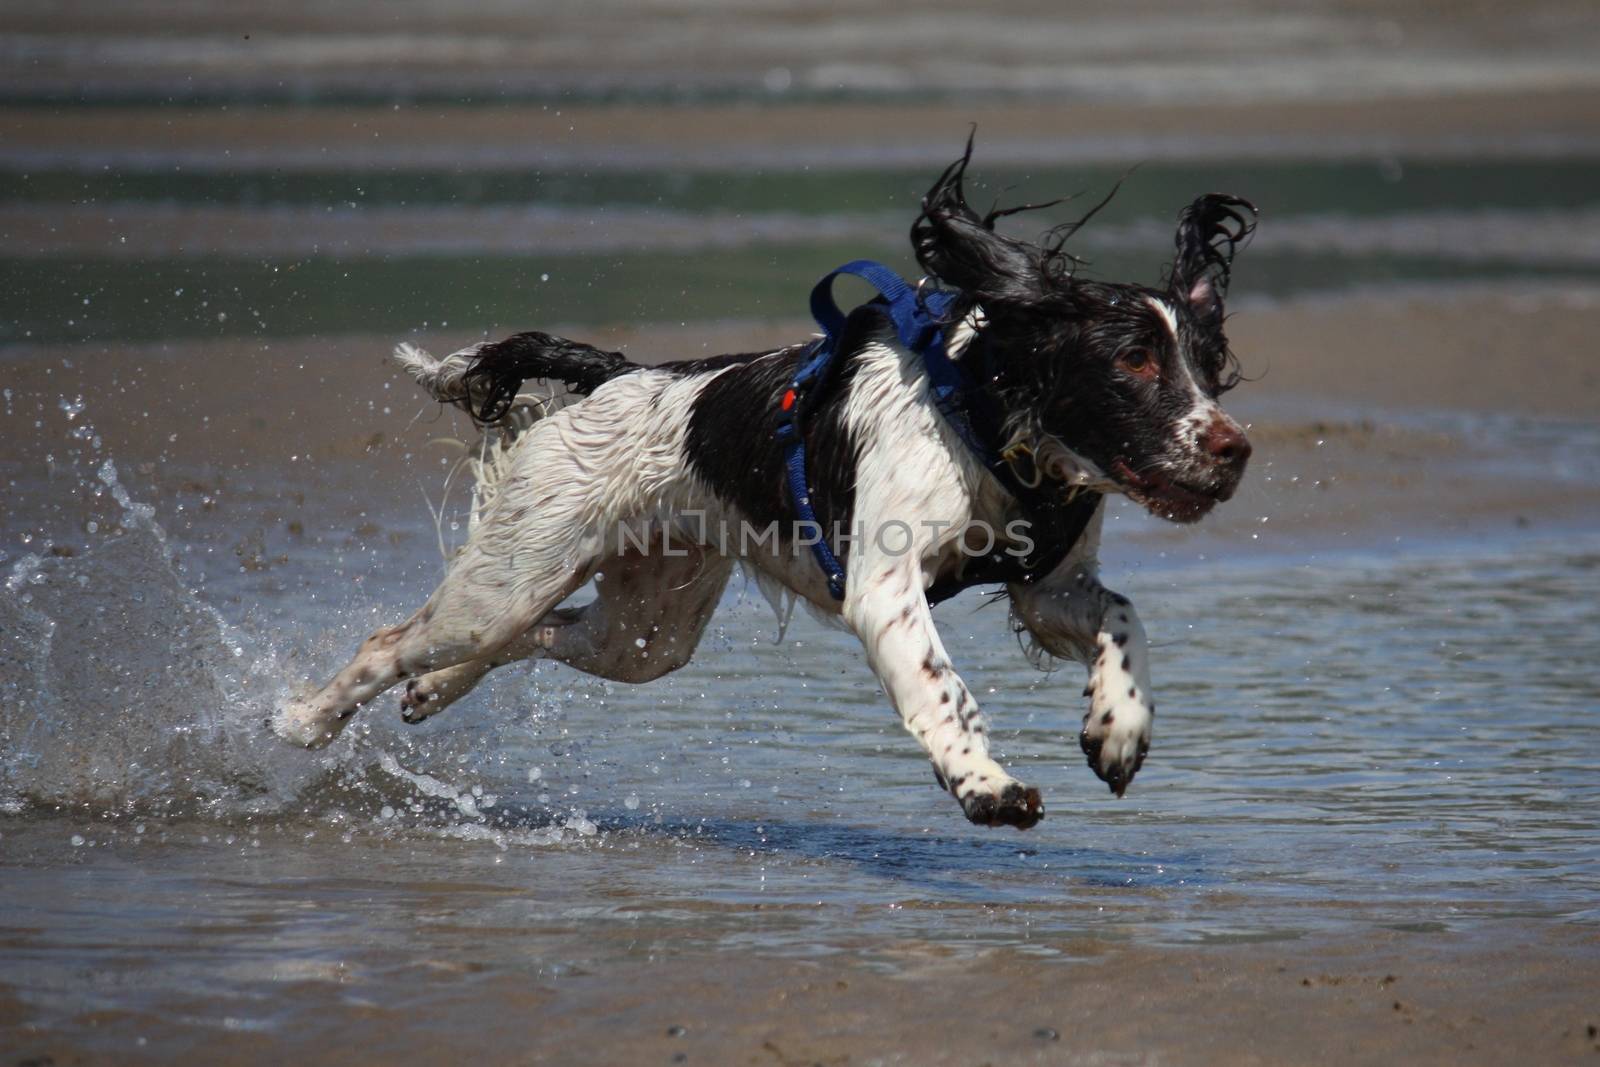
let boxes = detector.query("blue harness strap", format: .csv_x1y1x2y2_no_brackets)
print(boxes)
779,261,986,601
780,258,1101,605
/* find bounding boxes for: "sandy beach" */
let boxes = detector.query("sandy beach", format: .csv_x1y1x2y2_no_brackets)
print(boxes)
3,855,1596,1067
3,2,1599,1064
9,87,1600,169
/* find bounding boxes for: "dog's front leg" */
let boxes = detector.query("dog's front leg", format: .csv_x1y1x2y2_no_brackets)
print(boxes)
846,560,1043,829
1011,569,1154,796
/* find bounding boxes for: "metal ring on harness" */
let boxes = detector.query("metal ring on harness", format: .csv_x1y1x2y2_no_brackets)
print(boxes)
1002,441,1046,490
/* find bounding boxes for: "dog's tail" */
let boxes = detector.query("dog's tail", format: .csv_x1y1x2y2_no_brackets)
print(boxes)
394,333,642,555
394,331,638,425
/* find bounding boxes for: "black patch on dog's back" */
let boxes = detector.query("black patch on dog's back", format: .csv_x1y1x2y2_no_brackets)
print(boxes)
681,308,883,543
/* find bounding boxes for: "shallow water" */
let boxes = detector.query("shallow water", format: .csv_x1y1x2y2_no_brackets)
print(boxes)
5,27,1600,1051
4,411,1598,950
4,455,1600,1052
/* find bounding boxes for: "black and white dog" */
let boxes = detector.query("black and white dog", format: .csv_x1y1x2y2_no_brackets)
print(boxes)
276,145,1255,830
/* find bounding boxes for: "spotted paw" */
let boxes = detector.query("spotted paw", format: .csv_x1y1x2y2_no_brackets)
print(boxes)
1079,694,1151,797
959,781,1044,830
398,661,488,724
399,678,432,724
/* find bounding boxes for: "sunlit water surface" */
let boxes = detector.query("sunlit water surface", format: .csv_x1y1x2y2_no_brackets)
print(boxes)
4,432,1597,1007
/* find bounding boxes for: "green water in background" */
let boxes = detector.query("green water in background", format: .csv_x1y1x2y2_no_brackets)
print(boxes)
14,248,1595,346
10,157,1600,214
5,156,1600,344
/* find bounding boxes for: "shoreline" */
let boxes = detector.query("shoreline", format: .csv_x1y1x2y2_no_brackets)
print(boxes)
3,906,1595,1065
7,88,1600,170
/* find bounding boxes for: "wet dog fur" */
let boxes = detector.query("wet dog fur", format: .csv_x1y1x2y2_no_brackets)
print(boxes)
274,142,1255,829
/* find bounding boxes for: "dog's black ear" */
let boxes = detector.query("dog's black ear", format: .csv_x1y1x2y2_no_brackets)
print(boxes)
1167,193,1257,318
911,135,1046,304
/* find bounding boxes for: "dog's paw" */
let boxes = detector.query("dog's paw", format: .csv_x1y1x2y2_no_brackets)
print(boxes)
399,678,433,724
399,662,488,724
956,779,1044,830
1079,688,1151,797
270,696,342,749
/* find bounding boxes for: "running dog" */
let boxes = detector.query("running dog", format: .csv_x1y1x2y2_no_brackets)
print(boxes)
275,143,1255,830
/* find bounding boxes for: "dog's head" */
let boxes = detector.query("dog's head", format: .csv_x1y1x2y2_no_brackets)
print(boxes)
912,143,1255,523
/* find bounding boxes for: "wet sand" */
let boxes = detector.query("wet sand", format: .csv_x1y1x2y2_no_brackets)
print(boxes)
313,936,1600,1067
7,0,1600,127
2,811,1596,1067
1227,288,1600,418
8,89,1600,171
11,202,1600,265
11,289,1600,438
5,940,1598,1066
6,288,1600,556
6,4,1600,1061
4,919,1597,1065
456,935,1600,1067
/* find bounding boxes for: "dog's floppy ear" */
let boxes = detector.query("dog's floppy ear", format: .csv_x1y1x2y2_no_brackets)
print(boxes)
911,135,1047,304
1167,193,1257,318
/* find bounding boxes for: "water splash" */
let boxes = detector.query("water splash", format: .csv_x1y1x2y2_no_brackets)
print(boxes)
0,419,575,840
0,457,310,813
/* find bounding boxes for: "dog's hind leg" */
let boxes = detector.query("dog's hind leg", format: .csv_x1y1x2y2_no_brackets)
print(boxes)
537,545,732,682
396,609,575,724
276,363,706,747
273,434,610,747
399,544,732,722
274,531,593,747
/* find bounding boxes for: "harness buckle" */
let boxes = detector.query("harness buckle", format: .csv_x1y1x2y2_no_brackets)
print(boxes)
1001,441,1045,490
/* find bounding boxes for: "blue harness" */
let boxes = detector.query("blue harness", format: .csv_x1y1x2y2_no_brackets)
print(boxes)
776,260,1034,601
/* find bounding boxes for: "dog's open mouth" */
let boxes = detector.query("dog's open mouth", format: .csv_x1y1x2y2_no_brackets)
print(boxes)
1110,459,1230,524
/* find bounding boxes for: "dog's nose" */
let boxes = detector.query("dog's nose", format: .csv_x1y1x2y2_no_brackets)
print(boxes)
1201,419,1252,469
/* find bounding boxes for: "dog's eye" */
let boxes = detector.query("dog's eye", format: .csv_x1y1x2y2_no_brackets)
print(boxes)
1116,348,1158,380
